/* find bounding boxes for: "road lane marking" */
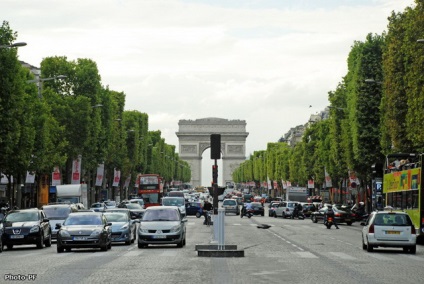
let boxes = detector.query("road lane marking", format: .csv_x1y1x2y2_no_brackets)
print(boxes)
367,254,394,261
292,252,318,258
123,250,142,256
329,252,356,260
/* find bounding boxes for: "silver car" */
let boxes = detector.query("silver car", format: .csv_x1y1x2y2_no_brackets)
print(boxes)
361,210,416,253
137,206,187,248
222,199,240,215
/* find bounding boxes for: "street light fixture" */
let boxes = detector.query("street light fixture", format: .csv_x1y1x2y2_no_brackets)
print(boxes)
364,79,382,84
0,42,27,48
417,39,424,43
27,75,67,98
92,104,103,108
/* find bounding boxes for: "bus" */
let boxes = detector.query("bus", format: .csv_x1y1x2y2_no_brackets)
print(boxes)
138,174,163,208
383,153,423,240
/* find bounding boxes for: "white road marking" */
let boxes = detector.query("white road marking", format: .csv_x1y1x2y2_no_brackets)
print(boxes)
292,251,318,258
367,253,394,261
329,252,357,260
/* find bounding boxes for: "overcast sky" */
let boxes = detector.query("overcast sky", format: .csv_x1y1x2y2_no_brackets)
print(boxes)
1,0,415,185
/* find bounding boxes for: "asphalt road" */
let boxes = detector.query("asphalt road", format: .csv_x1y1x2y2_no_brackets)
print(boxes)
1,206,423,284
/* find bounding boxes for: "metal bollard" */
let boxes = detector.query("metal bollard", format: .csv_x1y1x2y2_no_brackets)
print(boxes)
217,208,225,250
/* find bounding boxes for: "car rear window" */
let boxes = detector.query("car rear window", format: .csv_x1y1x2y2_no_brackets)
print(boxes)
374,213,412,226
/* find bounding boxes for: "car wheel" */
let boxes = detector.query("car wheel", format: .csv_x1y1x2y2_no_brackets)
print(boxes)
125,239,131,245
108,241,112,249
44,233,52,247
196,212,201,218
347,222,352,226
409,245,416,254
183,236,186,246
366,239,373,252
57,246,64,253
138,243,146,249
0,243,3,253
177,239,184,248
65,248,72,252
362,237,367,250
261,213,264,216
7,244,13,250
312,216,318,223
37,233,44,249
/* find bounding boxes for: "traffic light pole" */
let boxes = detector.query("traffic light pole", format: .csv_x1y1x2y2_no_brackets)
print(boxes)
213,160,218,215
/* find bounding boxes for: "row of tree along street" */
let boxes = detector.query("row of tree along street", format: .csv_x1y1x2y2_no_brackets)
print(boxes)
232,1,424,211
0,21,191,208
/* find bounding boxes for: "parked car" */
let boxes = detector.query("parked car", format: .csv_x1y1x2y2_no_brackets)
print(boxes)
250,202,265,216
1,208,52,250
311,204,355,225
185,201,203,218
268,201,280,217
56,212,112,252
222,199,240,215
301,203,317,217
103,211,137,245
274,201,298,218
42,203,79,241
161,197,186,217
361,210,416,253
137,206,187,248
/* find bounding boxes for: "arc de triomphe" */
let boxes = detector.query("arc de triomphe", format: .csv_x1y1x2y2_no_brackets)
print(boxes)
176,118,249,188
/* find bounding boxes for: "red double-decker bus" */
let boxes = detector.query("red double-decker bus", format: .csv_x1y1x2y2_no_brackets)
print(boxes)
138,174,163,208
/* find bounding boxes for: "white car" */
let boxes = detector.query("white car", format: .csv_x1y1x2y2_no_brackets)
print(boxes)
361,210,416,254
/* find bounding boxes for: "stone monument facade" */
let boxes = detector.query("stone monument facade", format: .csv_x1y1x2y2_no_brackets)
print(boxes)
176,118,249,188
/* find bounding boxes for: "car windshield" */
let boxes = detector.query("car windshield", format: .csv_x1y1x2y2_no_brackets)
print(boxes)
125,203,142,209
64,215,103,225
43,207,71,219
163,198,185,206
104,213,128,222
223,200,236,205
143,209,180,221
5,211,38,222
104,201,116,206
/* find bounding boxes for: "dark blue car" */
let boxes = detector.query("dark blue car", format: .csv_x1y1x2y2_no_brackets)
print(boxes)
185,202,203,218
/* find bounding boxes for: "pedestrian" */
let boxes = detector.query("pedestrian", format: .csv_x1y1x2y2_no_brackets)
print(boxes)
203,200,213,224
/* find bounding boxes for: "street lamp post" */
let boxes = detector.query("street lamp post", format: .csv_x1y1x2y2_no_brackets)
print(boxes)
27,75,67,98
0,42,27,48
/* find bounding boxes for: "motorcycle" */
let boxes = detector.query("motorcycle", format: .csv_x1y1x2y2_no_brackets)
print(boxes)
241,208,254,218
291,209,305,220
325,216,334,229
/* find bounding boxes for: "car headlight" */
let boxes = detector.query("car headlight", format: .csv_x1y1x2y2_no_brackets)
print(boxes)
170,225,181,233
90,230,102,237
139,227,149,233
30,226,40,233
59,230,71,237
120,224,129,230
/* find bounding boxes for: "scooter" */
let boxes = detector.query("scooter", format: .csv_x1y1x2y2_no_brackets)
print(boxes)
325,216,334,229
241,208,254,218
291,210,305,220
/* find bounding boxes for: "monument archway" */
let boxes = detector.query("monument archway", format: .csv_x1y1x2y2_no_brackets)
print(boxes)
176,118,249,188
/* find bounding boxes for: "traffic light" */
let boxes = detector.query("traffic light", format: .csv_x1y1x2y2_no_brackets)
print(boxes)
371,162,383,178
210,134,221,159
